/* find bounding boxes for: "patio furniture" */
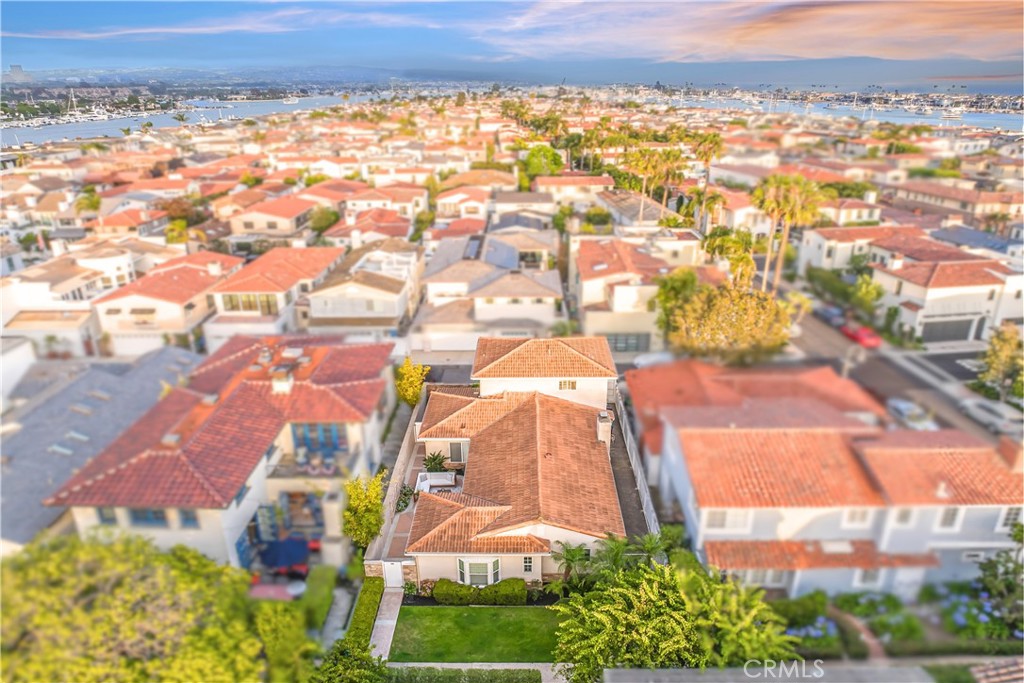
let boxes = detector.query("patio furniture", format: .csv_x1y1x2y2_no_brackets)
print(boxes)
286,580,307,598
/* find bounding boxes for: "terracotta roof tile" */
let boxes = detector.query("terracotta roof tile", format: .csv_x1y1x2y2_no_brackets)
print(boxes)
213,247,344,293
471,337,617,378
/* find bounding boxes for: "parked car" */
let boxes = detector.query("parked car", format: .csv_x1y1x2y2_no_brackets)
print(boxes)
958,398,1023,435
633,351,675,369
886,397,940,431
840,324,883,349
813,304,846,327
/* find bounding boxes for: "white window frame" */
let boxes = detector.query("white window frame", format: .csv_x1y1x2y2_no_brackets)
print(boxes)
703,509,753,534
523,556,533,573
853,568,884,588
459,557,501,586
934,507,964,533
467,560,490,587
892,508,916,528
996,507,1022,533
962,551,986,563
449,441,466,463
457,558,466,583
841,508,874,530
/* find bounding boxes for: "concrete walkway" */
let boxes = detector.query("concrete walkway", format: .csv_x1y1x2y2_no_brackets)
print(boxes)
319,587,354,650
369,588,404,657
388,662,559,683
381,402,412,473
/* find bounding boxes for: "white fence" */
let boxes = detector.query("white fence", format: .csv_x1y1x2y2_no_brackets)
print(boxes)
615,390,660,535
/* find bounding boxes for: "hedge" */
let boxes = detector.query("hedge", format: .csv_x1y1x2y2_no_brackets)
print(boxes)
884,639,1023,657
432,578,526,606
770,591,827,628
432,579,478,606
299,564,337,630
478,578,527,605
346,577,385,649
387,668,542,682
833,612,869,660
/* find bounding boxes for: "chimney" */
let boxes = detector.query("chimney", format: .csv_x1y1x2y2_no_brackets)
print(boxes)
24,195,37,208
863,190,878,204
206,260,223,277
889,253,904,270
140,210,150,221
351,229,363,250
997,436,1023,475
597,411,613,454
271,369,294,395
935,480,951,500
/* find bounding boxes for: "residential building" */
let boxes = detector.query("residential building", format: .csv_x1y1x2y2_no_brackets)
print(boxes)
323,208,411,249
298,238,423,340
891,181,1023,228
2,346,202,555
45,337,396,569
93,251,244,356
204,247,345,353
228,196,318,244
533,175,615,209
797,225,925,274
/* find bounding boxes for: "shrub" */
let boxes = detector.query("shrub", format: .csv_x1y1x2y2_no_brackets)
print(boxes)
396,484,415,513
417,579,436,598
805,266,851,304
834,612,869,660
432,578,478,606
300,564,337,629
659,524,686,550
833,591,901,618
884,639,1023,657
346,548,365,582
387,668,542,682
424,451,447,472
770,590,827,628
868,612,925,642
785,613,842,659
346,577,385,649
403,581,418,596
477,578,527,606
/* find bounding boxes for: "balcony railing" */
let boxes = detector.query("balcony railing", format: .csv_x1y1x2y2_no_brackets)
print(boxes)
268,449,361,478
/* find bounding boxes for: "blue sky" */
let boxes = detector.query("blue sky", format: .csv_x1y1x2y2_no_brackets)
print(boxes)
2,1,1022,91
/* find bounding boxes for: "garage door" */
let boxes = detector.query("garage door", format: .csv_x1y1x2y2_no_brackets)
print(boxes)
921,319,974,343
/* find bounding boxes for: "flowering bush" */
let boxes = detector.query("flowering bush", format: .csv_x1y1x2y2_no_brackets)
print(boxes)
935,583,1022,640
868,612,925,643
785,615,840,646
833,592,902,618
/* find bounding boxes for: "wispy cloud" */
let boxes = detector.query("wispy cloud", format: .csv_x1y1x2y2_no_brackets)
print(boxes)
461,0,1023,63
1,6,439,40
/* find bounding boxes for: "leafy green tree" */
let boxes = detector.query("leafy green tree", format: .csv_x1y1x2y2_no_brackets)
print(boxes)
412,211,435,242
551,541,593,593
309,638,386,683
74,187,101,216
1,535,263,683
172,112,188,126
395,356,430,406
254,602,318,683
240,171,262,188
772,175,824,295
654,268,699,337
668,284,791,365
304,173,330,187
310,206,340,234
165,219,188,244
820,181,876,199
634,532,668,566
343,470,386,549
678,556,798,667
551,564,706,683
550,320,579,337
523,144,564,179
979,323,1024,401
850,273,884,318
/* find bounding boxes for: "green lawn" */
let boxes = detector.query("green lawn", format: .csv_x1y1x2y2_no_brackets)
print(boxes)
388,606,561,663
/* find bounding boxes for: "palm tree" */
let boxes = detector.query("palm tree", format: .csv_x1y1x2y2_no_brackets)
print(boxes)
771,176,823,295
74,187,101,216
984,212,1012,237
625,148,660,224
752,175,791,293
692,132,724,232
593,534,634,576
686,186,725,232
119,127,132,137
656,148,686,210
633,532,668,566
551,541,592,591
140,121,154,133
172,113,189,126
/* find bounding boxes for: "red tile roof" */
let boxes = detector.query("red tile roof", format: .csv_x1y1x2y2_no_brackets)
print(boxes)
85,209,167,229
213,247,344,293
810,225,925,244
96,252,243,304
872,259,1013,289
705,540,938,571
240,196,318,219
577,239,671,282
47,339,393,509
472,337,617,379
854,431,1023,506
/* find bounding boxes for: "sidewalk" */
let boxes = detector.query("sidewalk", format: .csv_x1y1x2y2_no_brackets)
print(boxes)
388,662,559,683
319,587,353,649
369,588,403,657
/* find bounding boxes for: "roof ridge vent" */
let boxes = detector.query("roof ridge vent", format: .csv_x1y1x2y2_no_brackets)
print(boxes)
936,480,950,499
161,433,180,447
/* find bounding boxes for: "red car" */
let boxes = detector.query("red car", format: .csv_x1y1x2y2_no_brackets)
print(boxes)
840,324,882,349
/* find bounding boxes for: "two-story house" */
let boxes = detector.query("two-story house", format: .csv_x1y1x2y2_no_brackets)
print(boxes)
45,337,396,569
797,225,925,275
298,238,423,340
228,196,318,244
203,247,345,353
92,252,244,356
532,175,615,210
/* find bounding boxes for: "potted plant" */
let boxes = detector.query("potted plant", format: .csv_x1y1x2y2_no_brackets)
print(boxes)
424,451,447,472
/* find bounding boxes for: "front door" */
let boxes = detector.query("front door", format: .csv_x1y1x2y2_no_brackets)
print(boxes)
383,561,404,588
892,568,925,603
